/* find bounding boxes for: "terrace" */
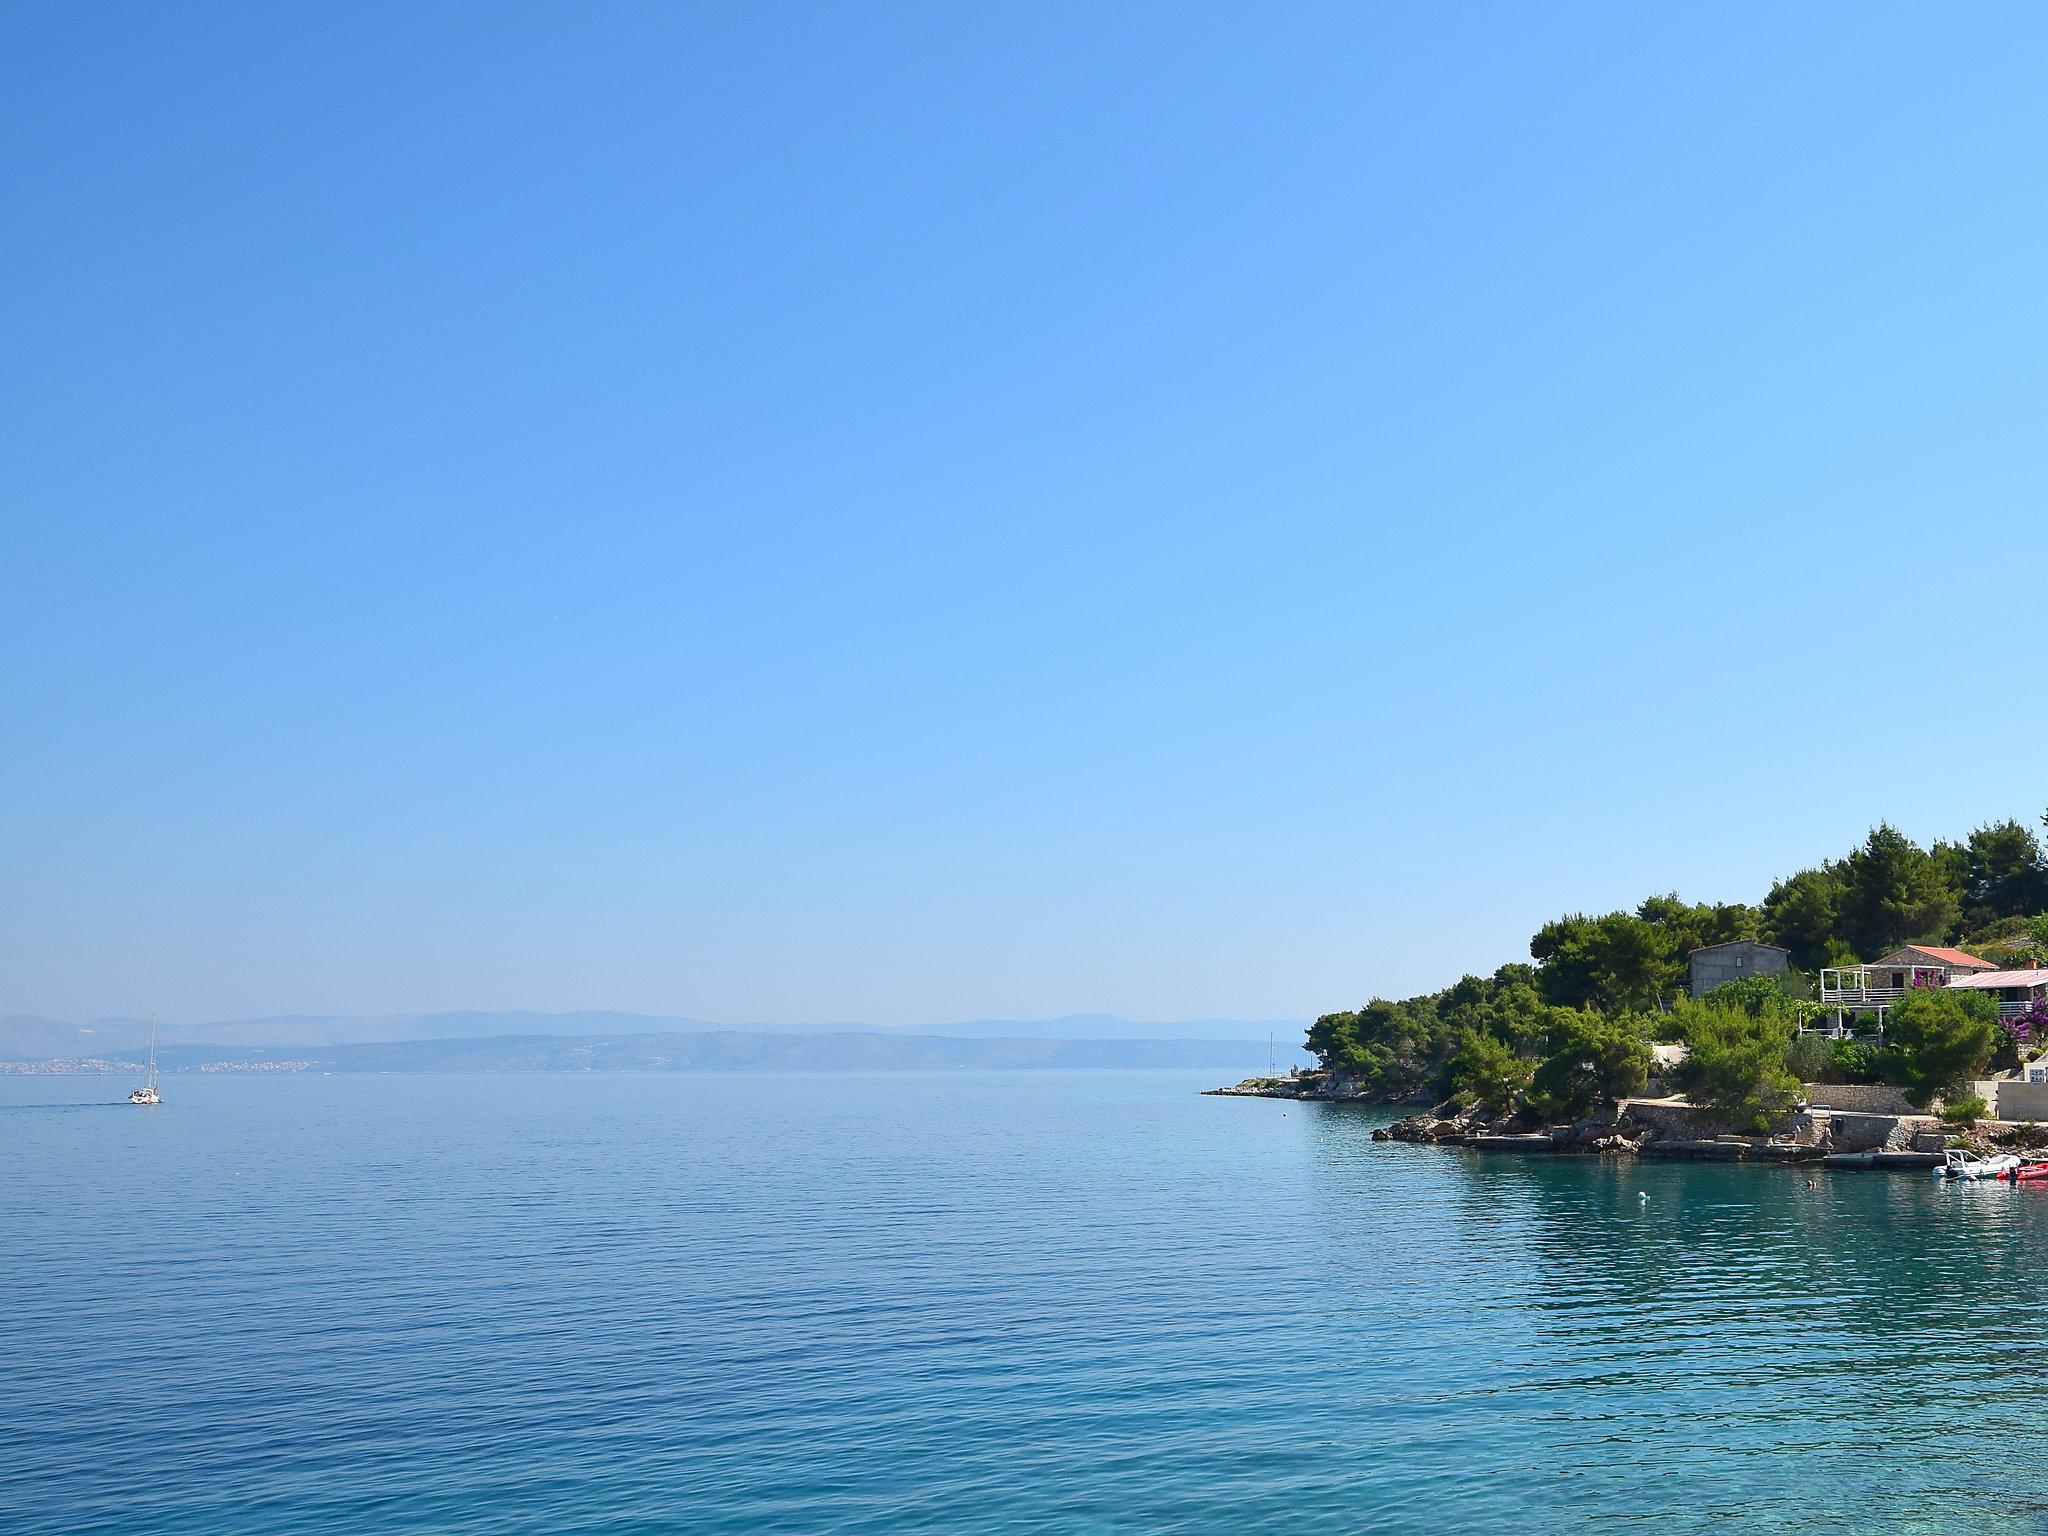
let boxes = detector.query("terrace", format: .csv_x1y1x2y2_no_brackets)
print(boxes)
1818,965,1947,1011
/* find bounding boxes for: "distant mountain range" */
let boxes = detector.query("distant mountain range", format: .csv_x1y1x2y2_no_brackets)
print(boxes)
0,1011,1312,1073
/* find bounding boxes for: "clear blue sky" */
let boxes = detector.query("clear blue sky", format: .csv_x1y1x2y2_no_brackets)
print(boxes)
6,3,2047,1026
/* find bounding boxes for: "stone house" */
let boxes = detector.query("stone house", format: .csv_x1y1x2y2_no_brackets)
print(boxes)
1687,940,1791,999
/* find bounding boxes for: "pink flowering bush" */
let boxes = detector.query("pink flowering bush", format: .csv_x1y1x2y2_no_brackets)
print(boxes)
2005,1000,2048,1046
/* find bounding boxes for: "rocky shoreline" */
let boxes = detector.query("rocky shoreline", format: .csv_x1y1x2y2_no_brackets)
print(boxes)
1206,1070,2012,1167
1370,1099,1828,1161
1202,1069,1404,1104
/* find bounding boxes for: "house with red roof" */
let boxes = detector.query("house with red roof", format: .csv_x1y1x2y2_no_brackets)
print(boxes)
1820,944,1997,1029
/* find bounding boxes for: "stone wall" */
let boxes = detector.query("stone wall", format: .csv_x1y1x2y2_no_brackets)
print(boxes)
1620,1099,1715,1138
1802,1082,1915,1115
1622,1097,1936,1152
1993,1081,2048,1123
1822,1111,1907,1152
1621,1097,1819,1143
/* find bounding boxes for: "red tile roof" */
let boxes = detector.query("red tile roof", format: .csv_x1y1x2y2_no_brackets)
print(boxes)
1901,945,1993,969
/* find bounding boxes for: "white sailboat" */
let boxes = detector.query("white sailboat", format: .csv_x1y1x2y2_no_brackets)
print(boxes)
129,1022,160,1106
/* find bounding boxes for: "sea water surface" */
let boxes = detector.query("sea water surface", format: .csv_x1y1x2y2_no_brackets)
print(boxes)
5,1069,2048,1534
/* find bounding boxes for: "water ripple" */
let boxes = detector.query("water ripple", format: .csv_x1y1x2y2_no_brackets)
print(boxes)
6,1072,2048,1533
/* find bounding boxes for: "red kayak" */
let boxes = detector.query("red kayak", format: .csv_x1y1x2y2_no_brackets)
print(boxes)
2012,1163,2048,1181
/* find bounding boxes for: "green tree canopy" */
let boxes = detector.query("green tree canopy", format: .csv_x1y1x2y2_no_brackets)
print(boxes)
1761,867,1843,972
1883,986,2000,1109
1637,893,1760,951
1667,996,1802,1133
1526,1008,1650,1121
1437,967,1546,1052
1834,824,1962,957
1531,909,1685,1013
1443,1029,1533,1112
1529,915,1602,1009
1305,968,1547,1100
1960,820,2048,929
1305,998,1437,1095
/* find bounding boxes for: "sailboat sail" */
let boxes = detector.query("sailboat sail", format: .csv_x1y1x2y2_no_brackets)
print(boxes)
130,1022,160,1105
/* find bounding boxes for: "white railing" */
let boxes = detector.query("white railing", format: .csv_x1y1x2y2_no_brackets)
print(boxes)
1819,985,1908,1007
1824,991,2034,1018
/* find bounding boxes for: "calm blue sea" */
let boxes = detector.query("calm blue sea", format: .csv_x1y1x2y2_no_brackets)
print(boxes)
6,1069,2048,1534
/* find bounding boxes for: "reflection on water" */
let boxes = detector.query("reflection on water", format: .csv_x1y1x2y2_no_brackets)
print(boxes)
1304,1101,2048,1532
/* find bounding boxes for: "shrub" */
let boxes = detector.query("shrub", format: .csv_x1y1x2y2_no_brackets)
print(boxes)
1828,1038,1888,1084
2004,1000,2048,1049
1940,1094,1989,1126
1704,974,1830,1030
1784,1032,1834,1083
1794,1036,1891,1085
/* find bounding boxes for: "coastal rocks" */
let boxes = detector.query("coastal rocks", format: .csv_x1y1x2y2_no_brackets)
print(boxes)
1205,1077,1304,1099
1204,1070,1412,1104
1255,1082,1946,1171
1378,1101,1504,1144
1218,1077,1864,1168
1373,1102,1634,1152
1372,1098,1835,1162
1204,1072,1328,1100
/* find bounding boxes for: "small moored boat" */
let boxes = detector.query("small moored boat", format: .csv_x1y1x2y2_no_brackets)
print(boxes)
1936,1150,2020,1180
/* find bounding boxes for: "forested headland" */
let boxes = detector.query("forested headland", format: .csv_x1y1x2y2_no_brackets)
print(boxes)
1307,817,2048,1125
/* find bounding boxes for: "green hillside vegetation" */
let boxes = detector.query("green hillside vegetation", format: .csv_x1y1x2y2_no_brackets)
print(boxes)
1311,816,2048,1114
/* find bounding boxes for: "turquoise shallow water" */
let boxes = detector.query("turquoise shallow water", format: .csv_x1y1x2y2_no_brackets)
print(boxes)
5,1069,2048,1534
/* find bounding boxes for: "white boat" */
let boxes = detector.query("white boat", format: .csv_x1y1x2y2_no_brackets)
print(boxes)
1936,1149,2019,1180
128,1023,160,1106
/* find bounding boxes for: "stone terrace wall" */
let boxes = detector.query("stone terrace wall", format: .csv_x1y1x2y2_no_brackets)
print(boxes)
1621,1098,1820,1143
1822,1111,1913,1152
1621,1099,1715,1138
1803,1082,1915,1115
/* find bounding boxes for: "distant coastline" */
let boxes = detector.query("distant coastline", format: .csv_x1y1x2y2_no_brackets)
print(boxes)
0,1024,1313,1076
